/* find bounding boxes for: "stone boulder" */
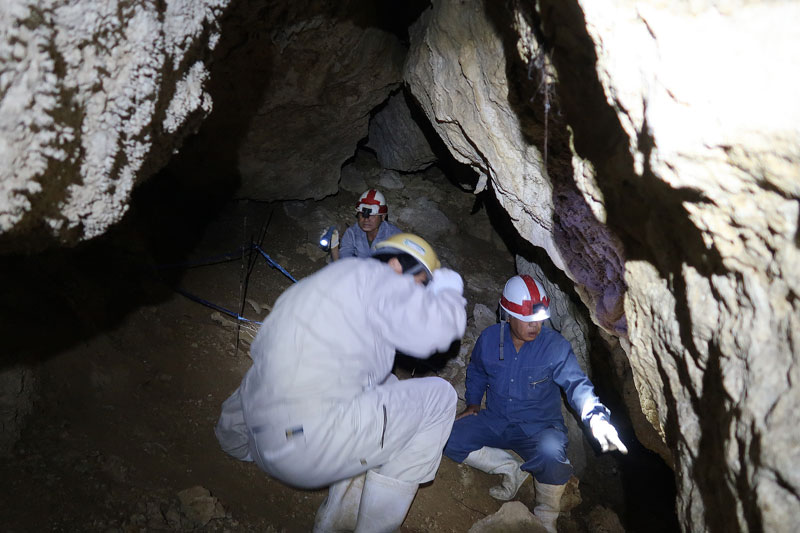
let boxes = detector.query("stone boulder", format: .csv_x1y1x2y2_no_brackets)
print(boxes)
366,90,436,172
467,501,546,533
186,0,407,202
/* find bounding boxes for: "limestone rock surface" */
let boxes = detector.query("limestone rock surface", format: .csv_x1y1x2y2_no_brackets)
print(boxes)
543,2,800,531
0,0,230,252
190,0,406,201
404,0,627,338
407,1,800,531
405,2,561,267
366,91,436,172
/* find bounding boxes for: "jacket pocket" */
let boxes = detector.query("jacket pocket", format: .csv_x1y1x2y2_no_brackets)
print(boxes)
521,364,552,399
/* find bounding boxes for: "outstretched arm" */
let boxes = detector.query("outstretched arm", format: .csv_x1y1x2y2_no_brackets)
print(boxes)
553,343,627,454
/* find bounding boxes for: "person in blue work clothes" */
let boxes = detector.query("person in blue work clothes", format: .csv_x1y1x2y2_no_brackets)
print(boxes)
328,189,402,261
444,274,627,533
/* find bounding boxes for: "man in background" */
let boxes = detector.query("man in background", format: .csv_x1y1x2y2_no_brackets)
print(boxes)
329,189,401,261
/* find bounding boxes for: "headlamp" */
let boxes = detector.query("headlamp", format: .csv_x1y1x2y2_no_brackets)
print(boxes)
529,303,549,321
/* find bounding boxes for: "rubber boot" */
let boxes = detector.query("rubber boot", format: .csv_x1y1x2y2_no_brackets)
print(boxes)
313,472,367,533
353,470,418,533
533,479,566,533
462,446,530,500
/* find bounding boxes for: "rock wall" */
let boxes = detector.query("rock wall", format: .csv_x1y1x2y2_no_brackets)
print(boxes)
175,0,408,202
0,364,38,456
541,2,800,531
3,0,798,530
0,0,231,253
405,1,800,531
366,91,436,172
0,0,231,454
404,1,627,336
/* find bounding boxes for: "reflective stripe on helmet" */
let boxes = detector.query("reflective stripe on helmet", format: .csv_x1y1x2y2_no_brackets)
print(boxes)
499,294,532,316
521,274,549,307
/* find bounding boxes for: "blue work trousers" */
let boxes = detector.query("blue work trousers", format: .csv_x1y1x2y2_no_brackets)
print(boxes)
444,410,572,485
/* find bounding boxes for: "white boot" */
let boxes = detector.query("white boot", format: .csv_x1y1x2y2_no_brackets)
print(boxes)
313,472,367,533
354,470,418,533
462,446,530,500
533,479,566,533
214,388,254,461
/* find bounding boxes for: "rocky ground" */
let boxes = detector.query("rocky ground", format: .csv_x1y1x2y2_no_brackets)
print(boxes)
0,153,678,532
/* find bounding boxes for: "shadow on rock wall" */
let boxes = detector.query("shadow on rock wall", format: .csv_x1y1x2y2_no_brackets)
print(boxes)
0,2,265,372
526,1,735,532
0,164,240,373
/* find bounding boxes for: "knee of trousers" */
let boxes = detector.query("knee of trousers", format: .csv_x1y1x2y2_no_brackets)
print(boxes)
420,377,457,423
524,444,572,485
442,416,482,463
531,457,573,485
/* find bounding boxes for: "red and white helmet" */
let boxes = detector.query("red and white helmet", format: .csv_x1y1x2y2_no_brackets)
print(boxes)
500,275,550,322
355,189,388,216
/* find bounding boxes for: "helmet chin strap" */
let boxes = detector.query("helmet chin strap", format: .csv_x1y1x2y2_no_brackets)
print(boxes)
498,308,506,360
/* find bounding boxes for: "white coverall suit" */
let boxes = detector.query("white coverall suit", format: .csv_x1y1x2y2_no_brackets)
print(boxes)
215,258,467,531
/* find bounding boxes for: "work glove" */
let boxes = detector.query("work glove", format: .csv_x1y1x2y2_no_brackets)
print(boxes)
428,268,464,296
589,414,628,454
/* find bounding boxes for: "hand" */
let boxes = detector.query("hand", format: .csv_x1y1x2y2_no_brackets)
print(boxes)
318,227,339,250
589,414,628,454
455,404,480,420
428,268,464,296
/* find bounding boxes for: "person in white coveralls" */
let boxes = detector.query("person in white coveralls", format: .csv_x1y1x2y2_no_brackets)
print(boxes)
214,232,467,533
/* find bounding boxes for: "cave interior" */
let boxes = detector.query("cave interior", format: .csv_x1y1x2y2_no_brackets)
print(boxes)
0,2,686,532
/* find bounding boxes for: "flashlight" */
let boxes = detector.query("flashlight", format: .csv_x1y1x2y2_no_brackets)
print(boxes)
319,225,336,251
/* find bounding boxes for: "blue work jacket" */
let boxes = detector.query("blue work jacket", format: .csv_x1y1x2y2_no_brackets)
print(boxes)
339,221,401,259
465,323,609,436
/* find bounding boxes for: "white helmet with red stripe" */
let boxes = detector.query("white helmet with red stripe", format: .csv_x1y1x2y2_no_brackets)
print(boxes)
355,189,388,216
499,275,550,322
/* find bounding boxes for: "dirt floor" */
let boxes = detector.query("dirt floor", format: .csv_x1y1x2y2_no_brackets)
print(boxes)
0,169,679,532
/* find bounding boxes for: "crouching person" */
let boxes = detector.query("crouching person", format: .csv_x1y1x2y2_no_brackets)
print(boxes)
444,275,627,533
215,233,467,532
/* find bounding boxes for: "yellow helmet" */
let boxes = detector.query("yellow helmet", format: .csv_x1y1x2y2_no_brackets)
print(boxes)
373,233,441,277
